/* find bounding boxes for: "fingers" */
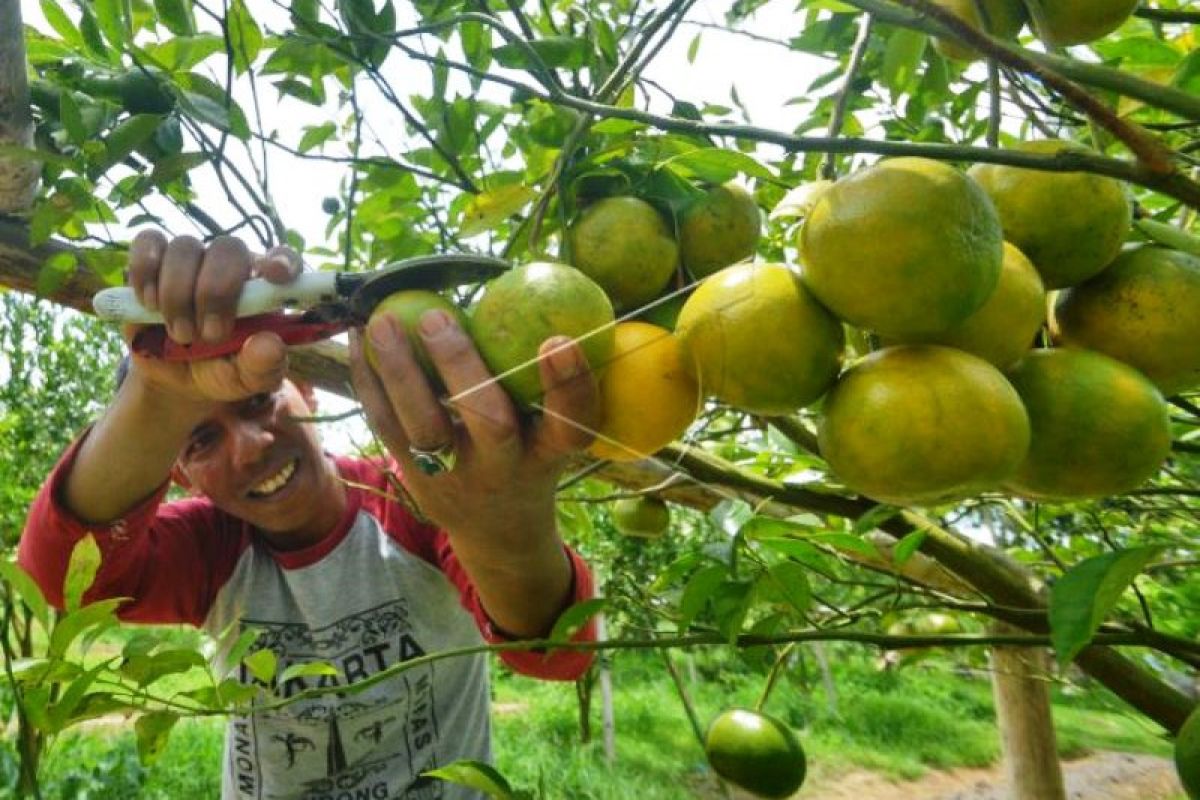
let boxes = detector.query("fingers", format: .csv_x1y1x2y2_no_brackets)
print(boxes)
190,332,288,402
194,237,253,343
529,336,599,460
362,314,457,452
419,309,521,452
253,246,302,284
348,327,412,453
128,229,167,312
156,235,204,344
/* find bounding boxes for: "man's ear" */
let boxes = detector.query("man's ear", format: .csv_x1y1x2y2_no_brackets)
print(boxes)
171,463,194,492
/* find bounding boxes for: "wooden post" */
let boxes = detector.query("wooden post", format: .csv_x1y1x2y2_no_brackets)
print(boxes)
595,614,616,764
0,0,40,214
990,622,1067,800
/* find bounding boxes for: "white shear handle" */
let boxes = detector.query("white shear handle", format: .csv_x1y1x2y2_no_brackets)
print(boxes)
92,272,341,324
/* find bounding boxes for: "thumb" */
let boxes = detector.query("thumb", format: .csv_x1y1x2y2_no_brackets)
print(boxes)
235,331,289,393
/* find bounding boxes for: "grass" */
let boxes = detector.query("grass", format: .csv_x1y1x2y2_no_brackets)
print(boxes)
7,650,1179,798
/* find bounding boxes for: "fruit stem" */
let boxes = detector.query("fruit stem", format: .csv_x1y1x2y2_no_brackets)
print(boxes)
755,642,797,712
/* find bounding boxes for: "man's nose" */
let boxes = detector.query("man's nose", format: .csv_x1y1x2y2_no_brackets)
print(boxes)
229,422,274,467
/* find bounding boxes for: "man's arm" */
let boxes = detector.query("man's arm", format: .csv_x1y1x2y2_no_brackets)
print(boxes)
348,312,601,641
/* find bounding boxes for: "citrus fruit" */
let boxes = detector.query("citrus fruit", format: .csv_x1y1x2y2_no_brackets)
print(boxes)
635,289,689,331
588,322,700,462
1177,705,1200,800
818,345,1031,506
968,141,1132,289
1004,348,1171,500
468,262,616,408
611,496,671,538
567,196,679,312
930,0,1027,61
798,157,1003,338
1024,0,1138,45
365,290,467,388
884,242,1046,369
704,708,807,799
676,262,844,415
1052,245,1200,396
678,182,762,279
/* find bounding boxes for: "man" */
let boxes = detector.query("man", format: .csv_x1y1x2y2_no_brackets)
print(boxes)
19,232,600,799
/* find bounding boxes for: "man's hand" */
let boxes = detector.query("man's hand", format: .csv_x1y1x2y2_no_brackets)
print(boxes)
124,231,302,403
348,307,600,637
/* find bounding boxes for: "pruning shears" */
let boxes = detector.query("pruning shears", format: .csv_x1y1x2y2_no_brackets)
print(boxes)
92,254,509,362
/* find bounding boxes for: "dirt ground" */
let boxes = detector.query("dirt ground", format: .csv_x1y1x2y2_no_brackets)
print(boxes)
698,751,1184,800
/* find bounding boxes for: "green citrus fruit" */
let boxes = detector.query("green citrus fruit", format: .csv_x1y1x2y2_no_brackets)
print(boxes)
588,322,699,462
365,290,467,390
798,157,1003,338
704,708,807,799
1177,705,1200,800
968,141,1132,289
468,262,616,408
679,182,762,279
635,289,689,331
676,262,844,415
818,346,1031,506
611,496,671,538
568,196,679,313
1053,245,1200,396
885,242,1046,369
1004,348,1171,500
1024,0,1138,45
930,0,1027,61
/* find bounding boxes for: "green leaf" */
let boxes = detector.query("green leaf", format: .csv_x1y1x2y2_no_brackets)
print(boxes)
710,499,754,538
298,122,337,153
94,114,163,177
221,627,261,675
678,563,728,631
893,529,927,566
40,0,83,47
227,0,263,74
36,250,78,297
0,560,51,632
711,580,755,642
548,598,605,643
1134,218,1200,257
1092,36,1182,67
755,537,826,568
1049,547,1163,666
756,561,811,614
63,534,101,612
493,36,589,70
277,661,340,686
808,531,879,559
851,504,900,535
135,711,179,765
78,6,111,61
881,27,927,100
663,148,773,183
154,0,196,35
150,152,211,185
243,648,278,684
120,648,207,686
424,760,516,799
458,184,536,236
144,34,224,71
49,598,125,658
687,33,701,64
46,664,106,732
92,0,130,50
58,91,86,145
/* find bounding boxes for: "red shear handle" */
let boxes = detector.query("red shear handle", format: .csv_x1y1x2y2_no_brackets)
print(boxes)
131,313,349,362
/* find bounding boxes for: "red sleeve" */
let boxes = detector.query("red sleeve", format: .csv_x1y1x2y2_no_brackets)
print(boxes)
345,456,597,681
17,432,249,626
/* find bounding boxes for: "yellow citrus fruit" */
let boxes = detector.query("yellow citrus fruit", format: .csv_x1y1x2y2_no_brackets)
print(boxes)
468,262,615,408
798,157,1004,338
1024,0,1138,45
1052,245,1200,396
676,262,844,415
611,496,671,538
930,0,1027,61
818,346,1031,506
1177,705,1200,800
679,182,762,279
588,322,700,462
1005,348,1171,500
567,196,679,312
885,242,1046,369
968,141,1132,289
365,290,467,388
704,709,807,800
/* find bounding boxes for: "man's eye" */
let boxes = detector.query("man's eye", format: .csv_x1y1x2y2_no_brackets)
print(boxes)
245,392,273,413
184,429,219,458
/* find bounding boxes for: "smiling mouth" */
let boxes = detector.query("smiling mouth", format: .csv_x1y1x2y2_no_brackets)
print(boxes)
248,459,298,498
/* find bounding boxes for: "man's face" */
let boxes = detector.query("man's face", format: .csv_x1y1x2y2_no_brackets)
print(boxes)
175,381,344,547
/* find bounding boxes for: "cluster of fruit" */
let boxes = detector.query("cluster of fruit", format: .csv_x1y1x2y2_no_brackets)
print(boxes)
930,0,1140,61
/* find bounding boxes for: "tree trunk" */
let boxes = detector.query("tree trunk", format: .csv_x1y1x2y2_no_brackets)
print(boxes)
811,642,839,718
0,0,39,214
574,667,593,744
990,623,1067,800
595,614,616,764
